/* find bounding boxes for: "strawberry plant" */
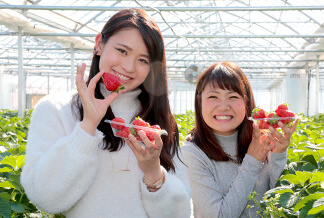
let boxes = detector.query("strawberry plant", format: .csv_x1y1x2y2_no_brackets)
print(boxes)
248,114,324,218
174,110,195,144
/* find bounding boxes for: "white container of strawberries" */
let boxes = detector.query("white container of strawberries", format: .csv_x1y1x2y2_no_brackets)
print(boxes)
248,103,298,129
105,117,168,142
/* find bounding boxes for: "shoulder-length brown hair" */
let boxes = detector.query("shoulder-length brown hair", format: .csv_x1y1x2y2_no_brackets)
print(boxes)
188,62,255,163
72,9,179,172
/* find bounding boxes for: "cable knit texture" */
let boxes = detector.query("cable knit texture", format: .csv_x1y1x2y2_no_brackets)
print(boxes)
21,86,191,218
181,131,287,218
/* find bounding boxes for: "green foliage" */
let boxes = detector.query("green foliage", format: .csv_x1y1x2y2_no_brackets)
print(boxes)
0,109,42,218
175,110,196,145
1,109,323,217
248,114,324,218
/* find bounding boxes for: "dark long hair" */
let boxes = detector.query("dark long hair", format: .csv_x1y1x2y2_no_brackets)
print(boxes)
72,9,179,172
188,62,255,163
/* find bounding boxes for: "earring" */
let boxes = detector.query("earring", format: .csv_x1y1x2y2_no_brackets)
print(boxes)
93,49,98,57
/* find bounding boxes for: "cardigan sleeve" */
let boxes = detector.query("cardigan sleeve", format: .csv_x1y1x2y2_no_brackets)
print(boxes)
20,96,103,214
181,142,264,218
139,151,191,218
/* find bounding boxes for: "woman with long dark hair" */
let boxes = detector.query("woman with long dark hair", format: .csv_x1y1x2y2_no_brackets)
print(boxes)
21,9,190,217
181,62,298,217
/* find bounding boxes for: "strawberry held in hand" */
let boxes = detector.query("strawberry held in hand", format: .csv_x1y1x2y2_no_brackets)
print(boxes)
102,72,125,93
251,107,266,119
266,112,279,128
275,103,295,124
111,117,125,130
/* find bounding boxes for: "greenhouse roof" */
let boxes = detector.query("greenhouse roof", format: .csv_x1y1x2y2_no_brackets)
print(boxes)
1,0,324,91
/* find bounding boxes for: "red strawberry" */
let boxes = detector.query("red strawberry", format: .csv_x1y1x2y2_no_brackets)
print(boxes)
275,103,289,114
144,129,156,141
267,112,279,128
133,117,150,134
276,109,295,124
102,73,125,93
251,107,266,119
132,117,150,127
150,125,161,130
111,117,125,130
116,127,130,138
258,120,270,129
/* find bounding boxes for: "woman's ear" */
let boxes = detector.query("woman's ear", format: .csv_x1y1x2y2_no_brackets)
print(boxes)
95,33,103,56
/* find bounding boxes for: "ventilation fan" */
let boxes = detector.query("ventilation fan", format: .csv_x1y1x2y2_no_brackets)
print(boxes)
184,64,202,83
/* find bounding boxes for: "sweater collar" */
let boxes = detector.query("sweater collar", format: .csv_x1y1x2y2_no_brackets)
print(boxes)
214,131,238,154
100,82,142,124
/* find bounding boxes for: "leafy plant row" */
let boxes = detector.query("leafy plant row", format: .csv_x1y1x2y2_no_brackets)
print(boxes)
0,109,323,217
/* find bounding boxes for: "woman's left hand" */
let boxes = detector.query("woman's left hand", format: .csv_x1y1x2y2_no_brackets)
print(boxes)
267,119,299,153
125,130,163,185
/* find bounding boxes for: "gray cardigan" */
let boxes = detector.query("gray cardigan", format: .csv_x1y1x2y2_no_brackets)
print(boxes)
181,131,287,218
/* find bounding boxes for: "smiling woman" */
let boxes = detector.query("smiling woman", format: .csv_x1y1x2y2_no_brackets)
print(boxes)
20,8,191,218
181,61,299,218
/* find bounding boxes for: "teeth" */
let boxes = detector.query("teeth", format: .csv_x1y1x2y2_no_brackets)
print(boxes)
114,71,130,81
215,116,232,120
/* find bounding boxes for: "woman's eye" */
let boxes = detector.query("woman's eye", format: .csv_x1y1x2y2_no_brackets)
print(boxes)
230,96,239,99
116,48,127,55
208,96,217,99
139,58,149,64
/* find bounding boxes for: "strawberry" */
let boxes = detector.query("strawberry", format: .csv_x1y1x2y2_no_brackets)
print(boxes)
116,126,130,138
132,117,150,127
102,73,125,93
251,107,266,119
132,117,150,134
144,129,156,141
276,109,295,124
111,117,125,130
150,125,161,130
258,120,270,129
267,112,279,128
275,103,289,114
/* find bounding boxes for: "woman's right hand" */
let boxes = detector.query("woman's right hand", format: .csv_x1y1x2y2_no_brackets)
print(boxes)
76,63,120,135
247,123,275,163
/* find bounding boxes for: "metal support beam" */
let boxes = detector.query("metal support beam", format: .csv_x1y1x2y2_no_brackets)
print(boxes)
1,5,324,11
315,55,319,118
70,43,75,90
17,26,25,117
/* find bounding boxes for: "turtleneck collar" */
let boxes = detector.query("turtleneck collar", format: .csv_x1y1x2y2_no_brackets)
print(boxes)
99,82,142,124
214,131,238,155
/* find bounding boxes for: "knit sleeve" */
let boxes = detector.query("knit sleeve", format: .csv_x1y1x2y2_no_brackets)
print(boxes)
268,151,287,188
20,96,103,214
181,142,263,218
139,151,191,218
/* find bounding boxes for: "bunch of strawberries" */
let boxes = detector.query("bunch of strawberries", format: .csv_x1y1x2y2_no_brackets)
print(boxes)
251,103,295,129
111,117,162,142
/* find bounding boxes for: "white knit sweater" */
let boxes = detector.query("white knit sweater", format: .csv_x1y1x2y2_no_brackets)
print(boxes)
21,86,191,218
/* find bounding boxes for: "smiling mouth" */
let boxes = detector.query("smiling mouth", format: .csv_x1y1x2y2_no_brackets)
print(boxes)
113,70,132,81
214,115,233,120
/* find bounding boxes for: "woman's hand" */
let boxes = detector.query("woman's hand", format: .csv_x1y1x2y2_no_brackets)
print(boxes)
247,124,275,163
267,119,299,153
125,130,163,185
76,63,119,135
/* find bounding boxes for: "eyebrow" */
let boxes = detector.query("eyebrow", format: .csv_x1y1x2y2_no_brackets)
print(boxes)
116,43,150,59
207,90,238,94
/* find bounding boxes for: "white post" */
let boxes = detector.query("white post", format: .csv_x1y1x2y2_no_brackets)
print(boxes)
18,26,25,117
70,43,75,90
47,73,50,95
315,55,319,118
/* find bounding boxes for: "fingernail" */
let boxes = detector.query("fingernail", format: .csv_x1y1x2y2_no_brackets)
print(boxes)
128,134,135,140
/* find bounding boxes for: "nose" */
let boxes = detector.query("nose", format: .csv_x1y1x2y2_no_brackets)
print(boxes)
216,99,230,110
122,58,136,73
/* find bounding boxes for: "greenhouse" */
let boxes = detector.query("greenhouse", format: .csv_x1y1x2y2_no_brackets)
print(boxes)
0,0,323,217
